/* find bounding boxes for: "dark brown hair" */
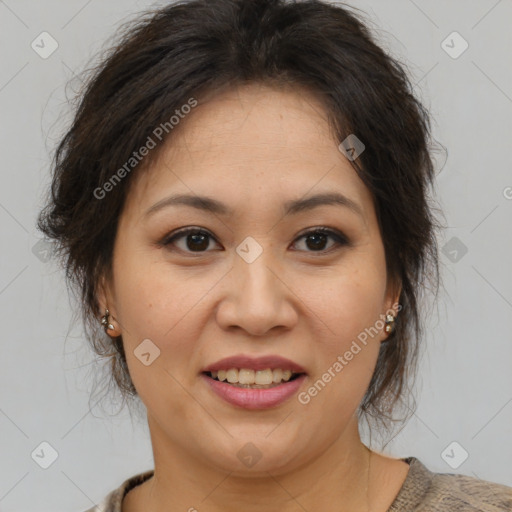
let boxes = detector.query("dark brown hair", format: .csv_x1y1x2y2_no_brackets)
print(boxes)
38,0,443,433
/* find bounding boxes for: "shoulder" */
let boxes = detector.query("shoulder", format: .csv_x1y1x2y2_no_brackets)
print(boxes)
389,457,512,511
79,469,154,512
428,470,512,511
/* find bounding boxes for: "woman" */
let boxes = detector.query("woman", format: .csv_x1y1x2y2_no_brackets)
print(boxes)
37,0,512,511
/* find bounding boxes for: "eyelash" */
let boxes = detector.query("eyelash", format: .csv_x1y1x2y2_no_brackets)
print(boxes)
159,226,350,255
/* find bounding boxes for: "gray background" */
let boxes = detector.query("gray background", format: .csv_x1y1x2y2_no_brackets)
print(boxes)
1,0,511,510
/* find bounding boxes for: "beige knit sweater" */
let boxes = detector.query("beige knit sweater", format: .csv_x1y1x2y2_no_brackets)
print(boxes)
82,457,512,511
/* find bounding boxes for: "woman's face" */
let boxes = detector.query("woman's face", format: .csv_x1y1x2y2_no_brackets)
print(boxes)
101,83,399,475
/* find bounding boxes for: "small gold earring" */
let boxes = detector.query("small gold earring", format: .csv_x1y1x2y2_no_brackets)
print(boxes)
384,313,396,334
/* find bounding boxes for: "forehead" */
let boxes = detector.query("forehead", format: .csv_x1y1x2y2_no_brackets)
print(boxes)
125,83,373,221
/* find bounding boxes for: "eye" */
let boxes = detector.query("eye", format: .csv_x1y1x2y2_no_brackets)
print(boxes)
291,227,350,253
159,226,350,255
161,227,220,254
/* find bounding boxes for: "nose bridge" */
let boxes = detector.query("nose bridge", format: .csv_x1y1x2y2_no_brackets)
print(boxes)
235,239,280,306
217,237,297,335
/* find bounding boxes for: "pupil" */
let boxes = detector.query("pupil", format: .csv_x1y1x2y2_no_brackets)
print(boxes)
306,233,327,251
187,233,208,251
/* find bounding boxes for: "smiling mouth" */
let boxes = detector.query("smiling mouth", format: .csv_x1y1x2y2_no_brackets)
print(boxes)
203,368,305,389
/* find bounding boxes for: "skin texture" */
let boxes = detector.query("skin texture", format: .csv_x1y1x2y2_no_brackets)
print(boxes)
99,83,408,512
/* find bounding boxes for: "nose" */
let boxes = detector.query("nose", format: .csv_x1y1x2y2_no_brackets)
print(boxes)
215,248,298,337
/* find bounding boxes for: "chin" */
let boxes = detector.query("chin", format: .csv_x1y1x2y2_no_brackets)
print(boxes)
197,434,309,477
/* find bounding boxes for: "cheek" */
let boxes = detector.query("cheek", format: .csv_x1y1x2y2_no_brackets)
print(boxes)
309,262,386,347
112,259,203,412
299,258,386,407
112,243,182,337
111,249,209,377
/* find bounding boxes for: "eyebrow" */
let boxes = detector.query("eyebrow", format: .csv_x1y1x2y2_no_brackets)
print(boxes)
144,192,364,219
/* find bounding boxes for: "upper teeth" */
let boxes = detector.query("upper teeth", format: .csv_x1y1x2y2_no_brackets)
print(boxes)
211,368,296,385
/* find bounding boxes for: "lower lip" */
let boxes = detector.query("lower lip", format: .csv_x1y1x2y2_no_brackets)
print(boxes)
201,373,307,410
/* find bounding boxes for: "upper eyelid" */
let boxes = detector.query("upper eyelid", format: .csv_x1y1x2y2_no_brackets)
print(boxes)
162,227,218,244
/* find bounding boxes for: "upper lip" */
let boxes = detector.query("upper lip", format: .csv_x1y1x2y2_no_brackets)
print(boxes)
202,354,306,373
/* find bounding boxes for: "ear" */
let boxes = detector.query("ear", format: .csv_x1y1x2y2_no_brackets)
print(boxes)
96,274,111,313
384,274,402,317
96,274,121,336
